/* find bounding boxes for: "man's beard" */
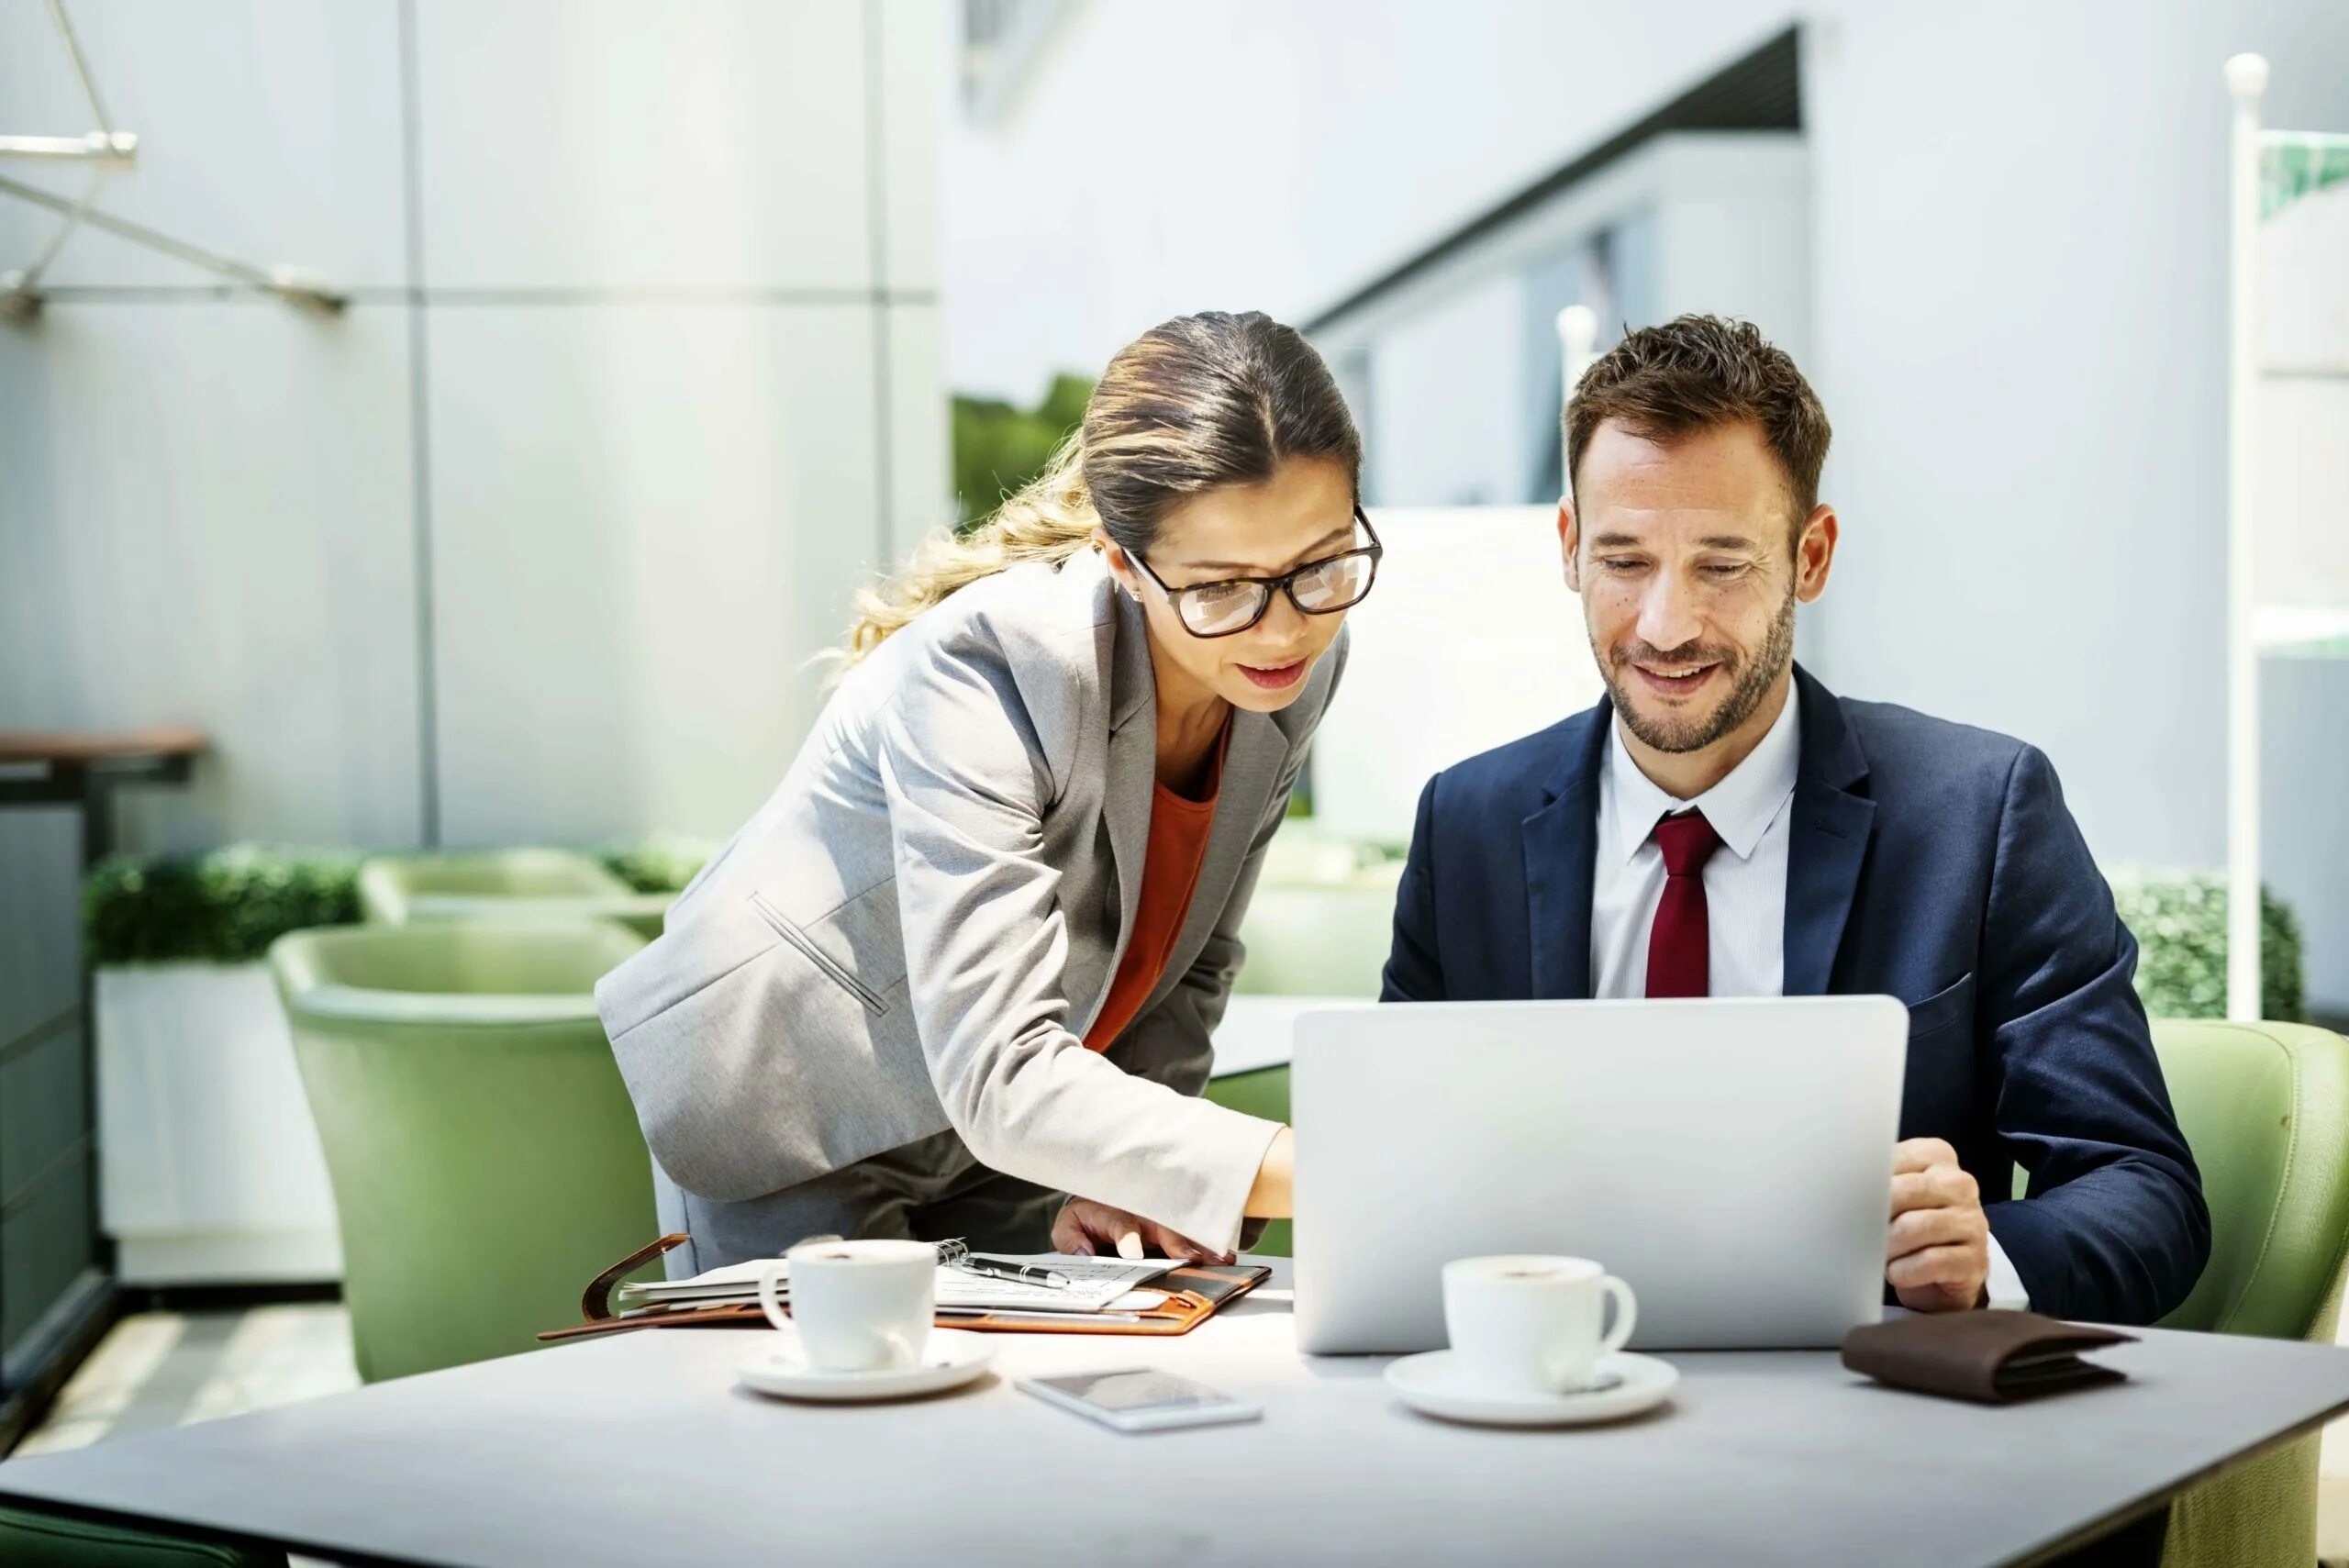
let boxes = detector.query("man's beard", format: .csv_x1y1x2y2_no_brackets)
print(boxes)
1595,588,1796,756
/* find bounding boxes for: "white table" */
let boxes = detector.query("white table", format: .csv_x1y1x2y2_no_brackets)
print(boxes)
5,1267,2349,1568
1208,994,1344,1076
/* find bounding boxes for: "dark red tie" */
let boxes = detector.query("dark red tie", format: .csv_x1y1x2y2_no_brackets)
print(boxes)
1645,809,1723,999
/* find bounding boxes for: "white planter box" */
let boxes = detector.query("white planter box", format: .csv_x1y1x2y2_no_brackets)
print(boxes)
95,962,341,1285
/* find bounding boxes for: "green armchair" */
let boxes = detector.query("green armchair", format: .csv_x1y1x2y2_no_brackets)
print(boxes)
357,848,673,940
270,920,658,1382
2143,1019,2349,1568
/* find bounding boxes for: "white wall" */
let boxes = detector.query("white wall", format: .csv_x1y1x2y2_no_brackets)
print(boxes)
1308,133,1812,508
0,0,952,855
1364,278,1525,506
943,1,1795,404
945,0,2349,1012
1795,3,2349,1013
1309,507,1604,845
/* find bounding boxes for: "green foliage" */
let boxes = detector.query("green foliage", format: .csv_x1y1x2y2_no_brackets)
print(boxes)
593,835,715,894
2110,867,2306,1022
85,839,719,964
952,373,1093,528
83,845,362,965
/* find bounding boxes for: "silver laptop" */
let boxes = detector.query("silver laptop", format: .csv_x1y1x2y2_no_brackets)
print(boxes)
1291,996,1908,1354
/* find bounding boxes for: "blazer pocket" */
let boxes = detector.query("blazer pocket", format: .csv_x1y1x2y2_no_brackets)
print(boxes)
1904,972,1976,1039
750,890,895,1018
597,890,774,1042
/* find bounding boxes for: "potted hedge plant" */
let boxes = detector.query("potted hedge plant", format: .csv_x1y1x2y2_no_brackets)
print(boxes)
2108,866,2307,1022
84,846,362,1285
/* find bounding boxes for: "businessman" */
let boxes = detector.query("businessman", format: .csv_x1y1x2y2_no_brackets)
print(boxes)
1382,316,2209,1332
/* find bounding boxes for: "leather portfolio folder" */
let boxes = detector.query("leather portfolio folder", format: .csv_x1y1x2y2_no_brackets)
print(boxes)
538,1234,1269,1344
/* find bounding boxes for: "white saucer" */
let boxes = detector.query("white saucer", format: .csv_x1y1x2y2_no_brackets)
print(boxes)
738,1329,996,1403
1385,1351,1679,1427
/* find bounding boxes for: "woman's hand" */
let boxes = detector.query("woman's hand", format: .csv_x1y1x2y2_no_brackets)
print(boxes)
1052,1197,1231,1264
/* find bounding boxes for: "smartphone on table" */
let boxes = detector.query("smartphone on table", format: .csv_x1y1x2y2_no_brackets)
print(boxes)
1017,1368,1263,1432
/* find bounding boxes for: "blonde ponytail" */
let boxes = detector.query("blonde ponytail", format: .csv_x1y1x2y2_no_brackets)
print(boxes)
836,433,1099,668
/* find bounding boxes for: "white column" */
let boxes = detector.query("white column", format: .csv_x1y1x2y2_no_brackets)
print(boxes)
2223,52,2268,1022
1555,304,1599,496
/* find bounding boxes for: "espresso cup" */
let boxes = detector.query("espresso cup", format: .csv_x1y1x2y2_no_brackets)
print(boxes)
759,1238,935,1373
1442,1254,1637,1396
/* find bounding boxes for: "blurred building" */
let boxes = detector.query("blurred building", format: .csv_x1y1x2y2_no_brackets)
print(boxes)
946,0,2349,1021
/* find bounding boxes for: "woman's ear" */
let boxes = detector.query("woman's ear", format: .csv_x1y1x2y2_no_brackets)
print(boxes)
1093,527,1138,595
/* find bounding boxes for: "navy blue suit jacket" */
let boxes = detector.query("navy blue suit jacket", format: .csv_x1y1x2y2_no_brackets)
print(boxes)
1380,664,2210,1327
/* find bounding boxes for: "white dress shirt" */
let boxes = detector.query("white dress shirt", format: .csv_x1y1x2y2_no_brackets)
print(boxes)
1589,684,2030,1310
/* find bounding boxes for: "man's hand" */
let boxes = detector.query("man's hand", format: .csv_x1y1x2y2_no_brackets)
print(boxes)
1051,1198,1231,1264
1887,1138,1989,1312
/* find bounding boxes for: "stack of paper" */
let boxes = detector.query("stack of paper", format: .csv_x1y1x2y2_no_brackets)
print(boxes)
617,1253,1175,1318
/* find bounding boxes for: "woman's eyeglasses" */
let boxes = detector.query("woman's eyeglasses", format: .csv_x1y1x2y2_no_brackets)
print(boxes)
1130,507,1383,639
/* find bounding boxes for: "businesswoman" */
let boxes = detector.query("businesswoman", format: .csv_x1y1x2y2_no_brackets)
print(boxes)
596,310,1376,1273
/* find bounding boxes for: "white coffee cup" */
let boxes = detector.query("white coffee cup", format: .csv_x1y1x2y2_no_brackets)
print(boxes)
759,1238,935,1373
1442,1254,1637,1396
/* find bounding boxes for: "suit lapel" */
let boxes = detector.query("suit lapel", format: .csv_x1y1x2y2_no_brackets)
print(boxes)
1099,587,1158,1004
1142,710,1286,1014
1523,703,1611,999
1781,665,1876,996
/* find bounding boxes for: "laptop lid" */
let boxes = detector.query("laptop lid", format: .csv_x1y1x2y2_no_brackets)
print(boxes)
1291,996,1908,1354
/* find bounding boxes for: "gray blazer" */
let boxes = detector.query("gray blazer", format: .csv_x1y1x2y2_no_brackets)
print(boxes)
596,548,1347,1251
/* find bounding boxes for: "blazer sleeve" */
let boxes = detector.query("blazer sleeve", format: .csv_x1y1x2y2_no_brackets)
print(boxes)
1978,744,2212,1325
874,625,1282,1254
1380,773,1449,1001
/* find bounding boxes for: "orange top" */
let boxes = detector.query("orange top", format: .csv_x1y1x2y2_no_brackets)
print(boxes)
1082,724,1230,1052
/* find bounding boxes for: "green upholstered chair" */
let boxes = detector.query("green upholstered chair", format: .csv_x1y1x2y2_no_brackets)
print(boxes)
357,848,673,940
0,1507,283,1567
270,920,657,1382
2141,1020,2349,1568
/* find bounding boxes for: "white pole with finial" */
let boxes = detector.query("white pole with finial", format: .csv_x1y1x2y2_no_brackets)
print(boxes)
1556,305,1599,495
2224,51,2268,1022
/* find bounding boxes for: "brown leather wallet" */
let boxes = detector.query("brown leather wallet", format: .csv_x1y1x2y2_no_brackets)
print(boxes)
1842,1310,2138,1404
536,1235,1270,1343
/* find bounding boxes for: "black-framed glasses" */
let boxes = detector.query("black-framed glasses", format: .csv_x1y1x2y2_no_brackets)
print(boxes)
1130,506,1383,639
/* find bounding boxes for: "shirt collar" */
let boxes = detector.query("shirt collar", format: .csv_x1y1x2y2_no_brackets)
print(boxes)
1604,680,1802,866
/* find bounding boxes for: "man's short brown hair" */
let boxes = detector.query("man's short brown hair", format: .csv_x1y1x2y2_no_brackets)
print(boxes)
1564,315,1831,533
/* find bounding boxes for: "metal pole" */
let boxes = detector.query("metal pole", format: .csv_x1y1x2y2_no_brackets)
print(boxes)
46,0,117,138
2224,52,2268,1022
0,172,343,310
0,132,136,166
3,167,108,304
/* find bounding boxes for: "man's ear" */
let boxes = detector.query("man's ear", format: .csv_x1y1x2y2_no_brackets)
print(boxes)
1794,505,1838,605
1558,497,1583,594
